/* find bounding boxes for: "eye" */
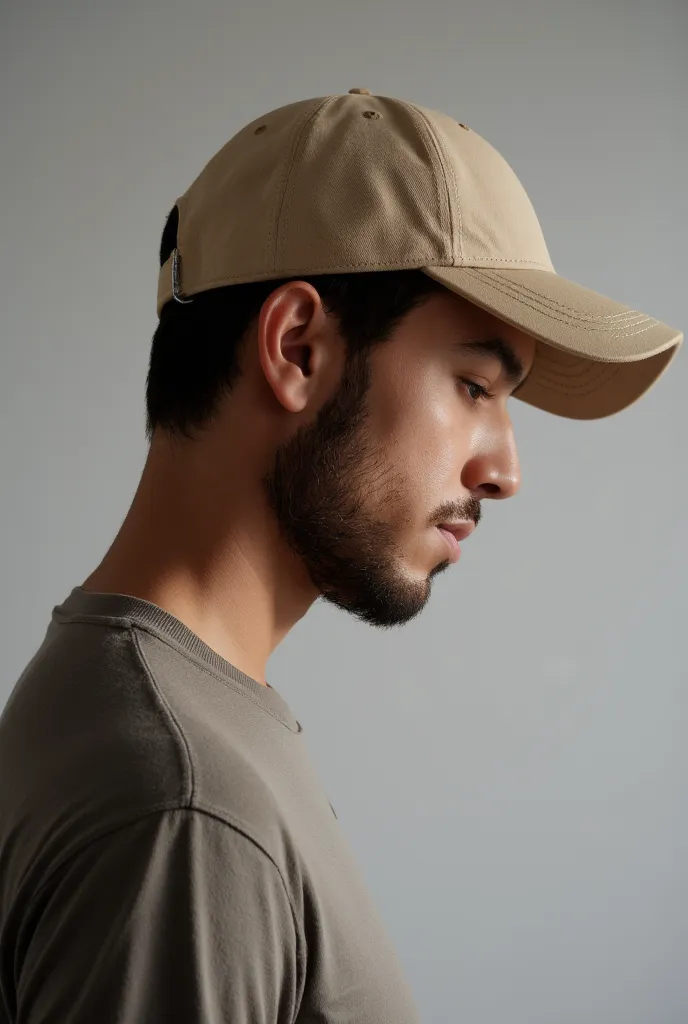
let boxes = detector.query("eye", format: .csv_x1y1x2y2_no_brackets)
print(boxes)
457,378,496,404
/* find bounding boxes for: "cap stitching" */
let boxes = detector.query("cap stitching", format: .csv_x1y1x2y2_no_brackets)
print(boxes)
405,103,458,262
536,355,607,378
169,255,445,287
156,256,550,312
458,268,659,336
444,138,463,261
420,112,463,261
463,257,552,264
465,267,653,324
272,97,335,273
536,355,621,383
493,282,646,323
157,257,553,314
432,257,555,266
531,363,622,395
467,267,645,320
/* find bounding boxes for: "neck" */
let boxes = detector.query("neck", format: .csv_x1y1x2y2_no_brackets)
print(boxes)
83,431,316,686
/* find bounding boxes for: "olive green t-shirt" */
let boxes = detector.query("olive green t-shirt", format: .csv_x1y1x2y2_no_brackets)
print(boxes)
0,586,420,1023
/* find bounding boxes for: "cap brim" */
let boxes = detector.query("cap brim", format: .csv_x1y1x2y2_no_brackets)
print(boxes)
422,265,682,419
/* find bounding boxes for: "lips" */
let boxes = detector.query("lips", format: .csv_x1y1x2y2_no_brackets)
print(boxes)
437,522,475,542
437,527,462,562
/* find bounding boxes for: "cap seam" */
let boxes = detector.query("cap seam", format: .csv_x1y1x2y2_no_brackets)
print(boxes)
157,256,555,313
440,257,554,266
272,96,335,274
167,254,444,289
410,105,463,261
402,102,456,263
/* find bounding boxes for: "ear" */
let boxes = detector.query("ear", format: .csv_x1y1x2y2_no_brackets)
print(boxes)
256,280,337,413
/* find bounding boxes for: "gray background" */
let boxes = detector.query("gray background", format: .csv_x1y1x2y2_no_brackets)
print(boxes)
2,1,686,1020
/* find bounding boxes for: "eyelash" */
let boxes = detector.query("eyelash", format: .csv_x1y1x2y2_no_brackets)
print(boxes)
458,378,496,404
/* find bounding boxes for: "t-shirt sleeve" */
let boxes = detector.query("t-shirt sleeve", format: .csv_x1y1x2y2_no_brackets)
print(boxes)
15,808,302,1023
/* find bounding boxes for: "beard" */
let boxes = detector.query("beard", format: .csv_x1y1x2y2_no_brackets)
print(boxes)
261,347,452,629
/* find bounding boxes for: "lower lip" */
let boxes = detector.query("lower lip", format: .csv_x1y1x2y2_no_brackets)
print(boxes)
437,527,461,563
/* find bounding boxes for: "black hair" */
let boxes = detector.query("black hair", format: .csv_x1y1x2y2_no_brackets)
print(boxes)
145,206,446,442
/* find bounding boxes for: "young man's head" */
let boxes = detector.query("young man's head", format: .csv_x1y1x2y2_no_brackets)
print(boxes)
107,90,678,669
146,207,536,629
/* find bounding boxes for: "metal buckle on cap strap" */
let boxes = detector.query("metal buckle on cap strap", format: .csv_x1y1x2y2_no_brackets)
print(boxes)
172,248,193,304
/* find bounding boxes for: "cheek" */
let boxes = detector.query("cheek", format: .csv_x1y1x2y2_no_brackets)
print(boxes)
366,356,477,496
381,389,474,497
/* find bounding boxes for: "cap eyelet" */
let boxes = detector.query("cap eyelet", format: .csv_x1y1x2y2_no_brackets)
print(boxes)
458,122,470,131
362,110,381,120
254,124,268,135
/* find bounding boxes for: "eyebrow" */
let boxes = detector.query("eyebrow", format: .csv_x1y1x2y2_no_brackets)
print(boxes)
451,337,529,391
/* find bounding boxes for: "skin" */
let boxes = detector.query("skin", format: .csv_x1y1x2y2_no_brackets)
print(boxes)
83,282,536,686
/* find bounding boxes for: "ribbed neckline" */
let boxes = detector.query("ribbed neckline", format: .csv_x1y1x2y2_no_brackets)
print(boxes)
53,586,301,733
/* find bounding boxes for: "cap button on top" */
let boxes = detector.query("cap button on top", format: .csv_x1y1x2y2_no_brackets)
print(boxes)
348,87,372,95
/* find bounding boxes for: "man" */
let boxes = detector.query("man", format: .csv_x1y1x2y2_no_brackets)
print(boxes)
0,89,681,1022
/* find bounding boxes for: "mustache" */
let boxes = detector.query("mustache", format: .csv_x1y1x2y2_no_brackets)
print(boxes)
445,495,482,528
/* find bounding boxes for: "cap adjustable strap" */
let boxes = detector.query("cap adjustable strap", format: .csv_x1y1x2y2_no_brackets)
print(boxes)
172,248,193,304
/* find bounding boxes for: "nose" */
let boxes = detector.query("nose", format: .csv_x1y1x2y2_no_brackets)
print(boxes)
460,421,522,500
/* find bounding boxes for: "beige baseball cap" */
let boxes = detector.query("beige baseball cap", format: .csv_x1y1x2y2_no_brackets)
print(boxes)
157,88,682,419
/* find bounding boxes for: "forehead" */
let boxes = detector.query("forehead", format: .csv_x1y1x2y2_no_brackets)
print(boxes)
407,288,538,372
